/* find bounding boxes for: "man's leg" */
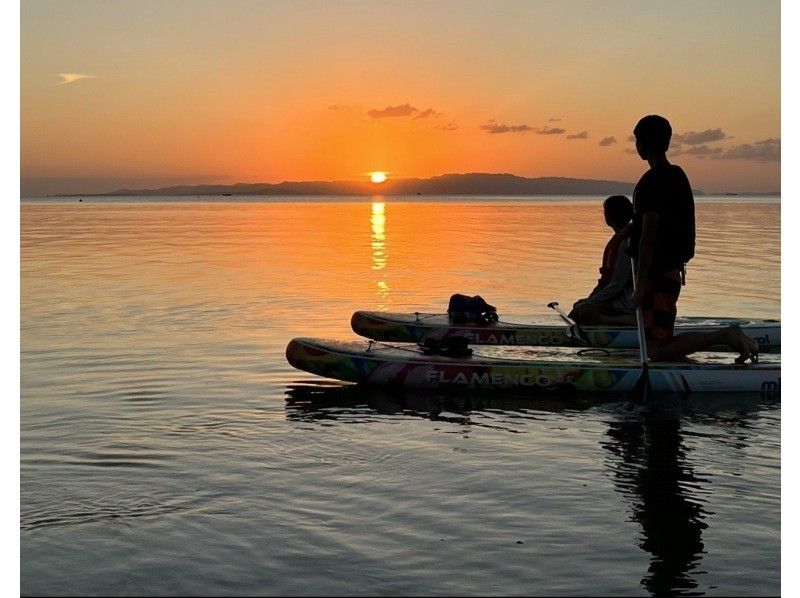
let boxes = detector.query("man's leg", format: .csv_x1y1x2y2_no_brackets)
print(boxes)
649,327,758,363
640,270,680,360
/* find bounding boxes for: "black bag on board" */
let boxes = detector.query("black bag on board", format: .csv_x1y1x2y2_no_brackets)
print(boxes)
447,293,499,324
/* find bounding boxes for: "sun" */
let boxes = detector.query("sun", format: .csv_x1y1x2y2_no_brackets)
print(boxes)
370,171,388,184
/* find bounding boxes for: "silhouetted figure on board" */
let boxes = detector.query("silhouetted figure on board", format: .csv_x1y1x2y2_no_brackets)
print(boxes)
569,195,636,326
628,114,758,363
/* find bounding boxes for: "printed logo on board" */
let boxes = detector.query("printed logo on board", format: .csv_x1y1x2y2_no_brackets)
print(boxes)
427,370,559,387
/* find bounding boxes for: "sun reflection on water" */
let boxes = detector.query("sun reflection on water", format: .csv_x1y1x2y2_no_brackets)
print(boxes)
370,201,390,305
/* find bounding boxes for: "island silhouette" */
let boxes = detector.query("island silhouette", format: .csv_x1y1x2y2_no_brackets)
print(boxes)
75,173,707,197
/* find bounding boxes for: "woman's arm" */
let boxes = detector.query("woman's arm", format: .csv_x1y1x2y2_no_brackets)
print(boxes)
587,241,632,304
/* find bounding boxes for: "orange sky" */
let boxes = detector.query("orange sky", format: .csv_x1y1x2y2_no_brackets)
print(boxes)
20,0,780,195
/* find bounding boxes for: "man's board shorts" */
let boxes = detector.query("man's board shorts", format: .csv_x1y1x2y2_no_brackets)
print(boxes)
641,269,682,340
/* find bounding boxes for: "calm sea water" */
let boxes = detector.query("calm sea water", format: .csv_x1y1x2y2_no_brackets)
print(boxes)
21,196,780,596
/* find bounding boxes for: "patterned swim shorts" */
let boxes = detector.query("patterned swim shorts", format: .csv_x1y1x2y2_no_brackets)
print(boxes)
641,269,682,340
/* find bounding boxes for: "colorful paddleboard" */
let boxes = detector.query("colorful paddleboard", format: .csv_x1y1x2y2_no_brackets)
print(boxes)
351,311,780,352
286,337,780,393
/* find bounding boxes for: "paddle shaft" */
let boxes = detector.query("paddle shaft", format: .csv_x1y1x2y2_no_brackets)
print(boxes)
546,301,588,345
631,258,649,366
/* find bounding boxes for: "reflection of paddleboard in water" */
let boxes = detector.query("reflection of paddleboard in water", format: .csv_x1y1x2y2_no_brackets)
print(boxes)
285,338,780,393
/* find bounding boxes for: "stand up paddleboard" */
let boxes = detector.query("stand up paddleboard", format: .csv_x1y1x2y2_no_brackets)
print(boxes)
350,310,780,353
286,337,780,394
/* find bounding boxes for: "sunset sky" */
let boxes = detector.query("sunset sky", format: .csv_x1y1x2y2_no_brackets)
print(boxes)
20,0,780,196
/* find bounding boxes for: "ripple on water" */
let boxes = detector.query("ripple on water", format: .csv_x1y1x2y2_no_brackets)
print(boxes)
21,494,194,532
21,200,780,596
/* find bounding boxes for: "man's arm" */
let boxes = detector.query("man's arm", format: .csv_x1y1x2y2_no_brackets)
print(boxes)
632,212,658,306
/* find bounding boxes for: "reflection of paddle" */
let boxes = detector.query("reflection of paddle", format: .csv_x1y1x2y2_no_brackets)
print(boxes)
547,301,588,346
631,259,651,401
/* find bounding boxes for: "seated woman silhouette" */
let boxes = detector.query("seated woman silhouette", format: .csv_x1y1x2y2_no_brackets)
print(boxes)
569,195,636,326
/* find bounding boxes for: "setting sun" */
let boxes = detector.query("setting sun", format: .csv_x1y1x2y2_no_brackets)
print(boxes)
370,172,387,184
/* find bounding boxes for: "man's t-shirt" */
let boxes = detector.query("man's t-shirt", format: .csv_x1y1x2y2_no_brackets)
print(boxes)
630,163,695,274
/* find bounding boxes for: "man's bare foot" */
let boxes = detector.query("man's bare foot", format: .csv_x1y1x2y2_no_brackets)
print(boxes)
724,325,759,364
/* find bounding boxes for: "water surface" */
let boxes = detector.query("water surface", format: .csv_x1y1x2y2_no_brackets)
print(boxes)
21,197,780,596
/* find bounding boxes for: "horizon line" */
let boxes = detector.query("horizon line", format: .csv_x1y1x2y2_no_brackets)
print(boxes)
20,171,781,198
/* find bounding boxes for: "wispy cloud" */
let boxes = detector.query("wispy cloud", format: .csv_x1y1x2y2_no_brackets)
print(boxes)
436,122,458,131
328,103,364,115
548,117,562,122
684,145,724,158
482,121,569,135
567,130,589,140
413,108,441,119
666,138,780,162
367,103,419,118
627,129,728,146
58,73,96,85
599,136,617,147
674,128,727,145
716,138,780,162
481,121,533,134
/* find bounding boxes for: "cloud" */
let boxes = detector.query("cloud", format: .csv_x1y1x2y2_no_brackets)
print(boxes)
666,137,779,162
367,103,419,118
436,122,458,131
623,148,638,154
567,130,589,140
481,122,534,134
599,136,617,146
548,117,562,122
715,138,780,162
327,104,365,115
628,129,727,145
58,73,96,85
673,128,727,145
537,126,565,135
413,108,441,119
684,145,723,158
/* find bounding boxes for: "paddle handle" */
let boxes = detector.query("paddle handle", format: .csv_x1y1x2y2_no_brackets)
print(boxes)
547,301,572,323
547,301,588,345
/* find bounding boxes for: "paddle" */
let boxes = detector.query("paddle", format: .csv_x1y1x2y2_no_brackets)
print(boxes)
546,301,588,346
630,258,651,401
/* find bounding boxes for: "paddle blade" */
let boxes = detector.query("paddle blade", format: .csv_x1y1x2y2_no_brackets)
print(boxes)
630,362,651,402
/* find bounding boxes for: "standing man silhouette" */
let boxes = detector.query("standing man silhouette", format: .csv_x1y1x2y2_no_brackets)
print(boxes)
629,115,757,363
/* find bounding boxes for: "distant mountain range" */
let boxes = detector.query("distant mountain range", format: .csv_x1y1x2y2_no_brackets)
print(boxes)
93,173,702,197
